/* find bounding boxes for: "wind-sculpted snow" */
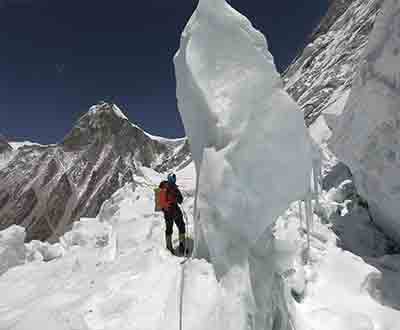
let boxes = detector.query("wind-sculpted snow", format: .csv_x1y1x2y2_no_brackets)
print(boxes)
174,0,311,329
330,0,400,243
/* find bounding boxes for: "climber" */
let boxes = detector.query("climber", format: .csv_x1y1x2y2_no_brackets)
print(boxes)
159,173,186,255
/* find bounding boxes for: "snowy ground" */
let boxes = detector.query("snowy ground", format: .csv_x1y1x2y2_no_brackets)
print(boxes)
277,195,400,330
0,158,400,330
0,165,220,330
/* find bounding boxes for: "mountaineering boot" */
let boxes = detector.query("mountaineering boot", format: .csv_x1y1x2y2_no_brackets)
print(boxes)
166,234,174,254
178,233,186,256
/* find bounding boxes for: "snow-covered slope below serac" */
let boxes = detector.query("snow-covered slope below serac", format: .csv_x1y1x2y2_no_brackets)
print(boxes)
284,0,381,126
0,101,191,242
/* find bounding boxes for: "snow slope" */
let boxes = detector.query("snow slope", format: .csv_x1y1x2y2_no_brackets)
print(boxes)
276,196,400,330
0,165,223,330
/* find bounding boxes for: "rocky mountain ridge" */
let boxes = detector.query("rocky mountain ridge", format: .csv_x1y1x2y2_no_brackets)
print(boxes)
0,102,191,242
284,0,381,126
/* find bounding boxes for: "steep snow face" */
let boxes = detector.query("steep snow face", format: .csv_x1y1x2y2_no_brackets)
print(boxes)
284,0,380,126
330,0,400,242
174,0,311,329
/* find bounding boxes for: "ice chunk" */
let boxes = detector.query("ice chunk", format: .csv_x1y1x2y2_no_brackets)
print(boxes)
25,240,65,262
62,218,113,248
174,0,311,328
330,0,400,242
0,225,26,275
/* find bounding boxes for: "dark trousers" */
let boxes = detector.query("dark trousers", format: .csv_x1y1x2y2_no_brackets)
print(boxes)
165,209,186,236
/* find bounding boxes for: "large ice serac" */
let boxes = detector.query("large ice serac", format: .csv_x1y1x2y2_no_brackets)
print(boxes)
174,0,311,329
330,0,400,242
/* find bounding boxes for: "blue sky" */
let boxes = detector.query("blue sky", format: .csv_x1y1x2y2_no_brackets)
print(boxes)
0,0,328,143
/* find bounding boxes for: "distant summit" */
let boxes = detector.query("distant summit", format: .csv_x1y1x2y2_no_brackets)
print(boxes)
0,103,191,242
0,134,12,154
62,102,130,149
88,101,128,120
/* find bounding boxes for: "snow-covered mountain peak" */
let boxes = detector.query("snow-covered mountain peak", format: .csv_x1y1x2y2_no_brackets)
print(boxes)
61,102,138,150
88,101,128,121
0,101,191,242
75,101,128,132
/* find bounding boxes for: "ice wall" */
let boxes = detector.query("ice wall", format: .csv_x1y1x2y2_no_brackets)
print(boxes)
174,0,312,329
329,0,400,242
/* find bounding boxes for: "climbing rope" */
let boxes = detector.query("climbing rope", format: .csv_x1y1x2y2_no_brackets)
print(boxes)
178,210,193,330
178,167,201,330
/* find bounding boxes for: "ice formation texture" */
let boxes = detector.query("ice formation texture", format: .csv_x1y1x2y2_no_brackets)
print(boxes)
0,225,26,275
330,0,400,242
174,0,312,329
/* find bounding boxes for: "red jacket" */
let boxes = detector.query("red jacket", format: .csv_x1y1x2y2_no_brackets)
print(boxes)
159,181,183,217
